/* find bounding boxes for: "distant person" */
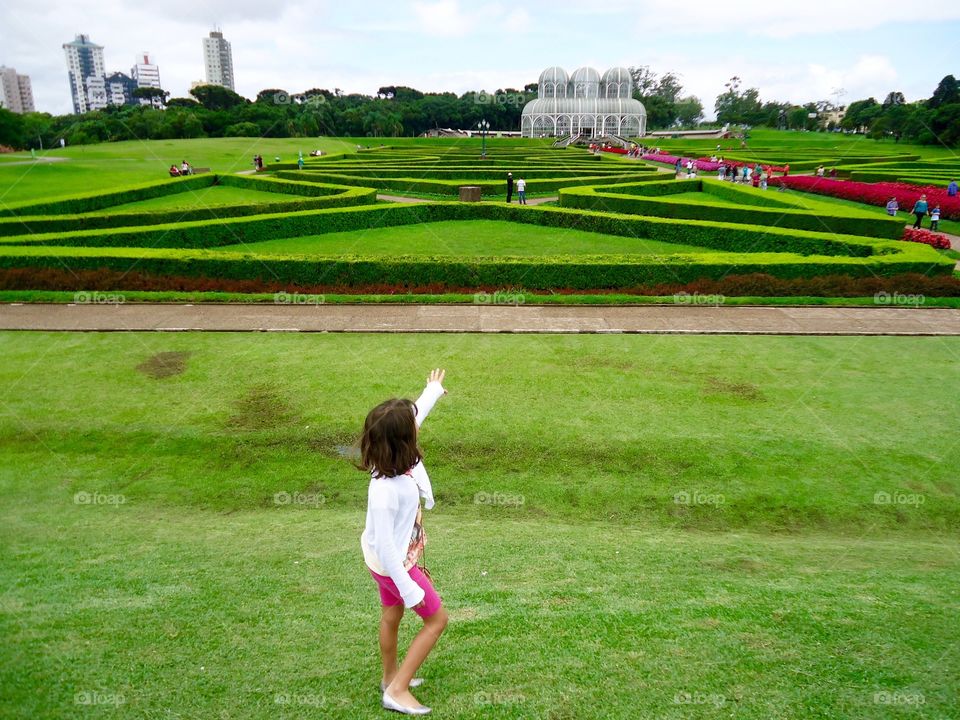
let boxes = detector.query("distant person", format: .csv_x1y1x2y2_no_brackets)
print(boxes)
298,151,304,170
886,197,899,217
816,165,825,177
180,160,191,176
930,205,941,232
506,173,514,204
911,194,929,229
829,168,837,178
783,164,790,177
948,179,959,197
718,164,726,180
675,158,682,175
169,165,180,177
256,155,264,171
517,177,527,204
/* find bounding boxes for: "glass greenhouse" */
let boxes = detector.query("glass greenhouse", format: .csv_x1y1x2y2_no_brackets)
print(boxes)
521,66,647,139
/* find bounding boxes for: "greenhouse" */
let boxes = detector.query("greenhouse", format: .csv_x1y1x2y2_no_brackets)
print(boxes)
520,66,647,138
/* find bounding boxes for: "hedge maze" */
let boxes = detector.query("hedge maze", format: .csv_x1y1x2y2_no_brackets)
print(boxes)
0,145,953,296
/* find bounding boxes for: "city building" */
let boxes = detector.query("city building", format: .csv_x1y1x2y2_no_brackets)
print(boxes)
521,66,647,138
131,52,163,106
63,34,107,114
202,30,235,91
0,66,35,114
105,71,139,107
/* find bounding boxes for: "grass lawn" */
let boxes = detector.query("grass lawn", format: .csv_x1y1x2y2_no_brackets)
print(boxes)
211,219,713,257
0,137,358,207
1,331,957,719
85,185,314,214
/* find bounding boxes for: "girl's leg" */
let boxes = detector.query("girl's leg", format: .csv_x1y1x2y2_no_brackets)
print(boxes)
379,604,404,686
385,607,448,707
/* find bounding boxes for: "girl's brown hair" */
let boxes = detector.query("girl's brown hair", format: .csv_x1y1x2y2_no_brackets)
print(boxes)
359,398,422,478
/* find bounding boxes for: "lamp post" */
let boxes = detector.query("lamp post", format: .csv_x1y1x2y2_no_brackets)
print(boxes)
478,119,490,158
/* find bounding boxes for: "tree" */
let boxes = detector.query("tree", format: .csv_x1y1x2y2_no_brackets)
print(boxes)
132,86,169,106
841,98,880,132
0,107,26,148
166,97,199,108
673,96,704,128
882,91,906,108
190,84,247,111
928,75,959,109
256,88,290,104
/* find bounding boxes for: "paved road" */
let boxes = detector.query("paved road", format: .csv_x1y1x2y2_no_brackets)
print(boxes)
2,303,959,335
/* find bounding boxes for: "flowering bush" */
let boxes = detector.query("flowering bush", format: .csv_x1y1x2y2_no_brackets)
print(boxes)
778,176,960,221
902,227,951,249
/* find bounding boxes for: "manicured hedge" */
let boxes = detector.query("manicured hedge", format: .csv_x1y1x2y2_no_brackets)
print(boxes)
0,203,950,285
559,183,905,239
1,175,215,217
0,179,376,236
0,243,947,292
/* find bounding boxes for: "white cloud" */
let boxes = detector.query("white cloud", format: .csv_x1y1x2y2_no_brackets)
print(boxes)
412,0,472,37
503,8,532,33
568,0,960,37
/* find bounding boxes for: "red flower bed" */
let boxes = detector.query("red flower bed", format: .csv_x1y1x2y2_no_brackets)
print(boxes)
778,176,960,221
902,227,951,249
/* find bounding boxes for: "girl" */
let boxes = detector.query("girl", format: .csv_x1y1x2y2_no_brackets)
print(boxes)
360,369,449,715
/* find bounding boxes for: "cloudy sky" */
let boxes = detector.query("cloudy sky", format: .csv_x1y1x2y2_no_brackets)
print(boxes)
3,0,959,118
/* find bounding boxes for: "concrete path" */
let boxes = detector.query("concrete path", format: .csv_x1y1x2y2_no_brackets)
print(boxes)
2,303,959,335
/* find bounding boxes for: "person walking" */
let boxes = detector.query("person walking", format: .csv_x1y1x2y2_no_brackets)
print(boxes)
506,173,514,204
361,369,450,716
886,197,899,217
517,177,527,205
911,195,929,229
930,205,941,232
948,179,958,197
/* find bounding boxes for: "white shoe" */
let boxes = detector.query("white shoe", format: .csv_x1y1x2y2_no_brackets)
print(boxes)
382,689,431,715
381,678,424,692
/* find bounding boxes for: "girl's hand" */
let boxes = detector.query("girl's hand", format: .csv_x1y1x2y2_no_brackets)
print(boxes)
428,368,446,387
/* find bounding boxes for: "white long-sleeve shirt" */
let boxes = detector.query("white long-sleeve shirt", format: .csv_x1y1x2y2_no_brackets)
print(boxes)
361,380,444,608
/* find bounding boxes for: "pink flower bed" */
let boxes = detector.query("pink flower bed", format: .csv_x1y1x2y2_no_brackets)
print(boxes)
902,227,951,249
778,176,960,221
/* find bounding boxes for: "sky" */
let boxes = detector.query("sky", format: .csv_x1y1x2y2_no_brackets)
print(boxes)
2,0,959,119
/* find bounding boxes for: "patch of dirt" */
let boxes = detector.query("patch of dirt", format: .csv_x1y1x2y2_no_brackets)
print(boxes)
227,384,300,430
136,351,191,379
704,377,764,402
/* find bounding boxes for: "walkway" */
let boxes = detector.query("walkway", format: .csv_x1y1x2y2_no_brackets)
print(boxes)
2,304,959,335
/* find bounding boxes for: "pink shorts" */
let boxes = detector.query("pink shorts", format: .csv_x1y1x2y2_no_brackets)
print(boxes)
370,566,442,618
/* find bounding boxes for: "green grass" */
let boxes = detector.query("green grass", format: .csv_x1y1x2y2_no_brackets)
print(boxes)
0,137,358,207
1,331,958,719
6,290,960,307
211,219,712,257
85,185,313,214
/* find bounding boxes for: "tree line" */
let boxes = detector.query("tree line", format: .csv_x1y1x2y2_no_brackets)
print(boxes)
714,74,960,145
0,71,956,148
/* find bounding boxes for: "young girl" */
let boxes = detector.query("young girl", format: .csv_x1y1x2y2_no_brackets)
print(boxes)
360,369,449,715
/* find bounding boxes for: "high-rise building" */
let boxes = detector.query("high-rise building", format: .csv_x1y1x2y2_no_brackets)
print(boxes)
105,71,139,107
63,34,106,114
202,30,235,91
0,66,35,114
131,52,163,106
